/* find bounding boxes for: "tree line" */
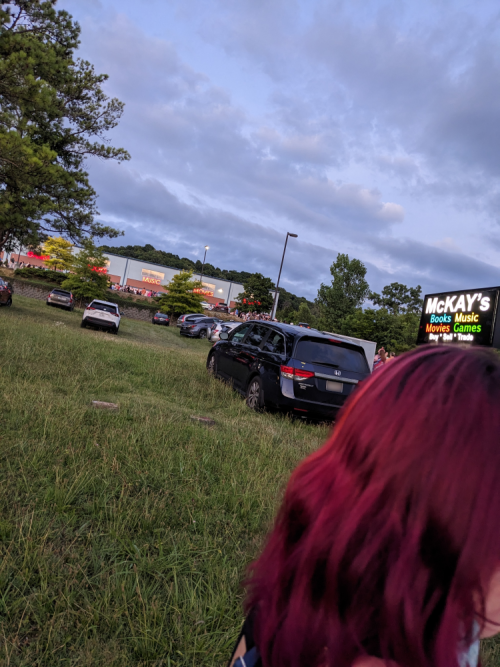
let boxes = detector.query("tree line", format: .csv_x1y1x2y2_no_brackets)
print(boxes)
279,254,423,353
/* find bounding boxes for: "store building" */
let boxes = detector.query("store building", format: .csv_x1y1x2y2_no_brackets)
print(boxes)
3,249,279,311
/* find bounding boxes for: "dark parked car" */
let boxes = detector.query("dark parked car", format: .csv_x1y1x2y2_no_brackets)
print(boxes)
152,312,170,326
207,322,371,420
212,303,229,313
47,288,74,311
180,316,222,339
0,277,12,306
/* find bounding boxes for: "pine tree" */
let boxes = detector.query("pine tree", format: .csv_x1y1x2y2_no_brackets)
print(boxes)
0,1,129,253
157,271,204,317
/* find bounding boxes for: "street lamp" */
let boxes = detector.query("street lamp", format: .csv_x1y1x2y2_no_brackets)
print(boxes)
272,232,298,318
200,245,209,289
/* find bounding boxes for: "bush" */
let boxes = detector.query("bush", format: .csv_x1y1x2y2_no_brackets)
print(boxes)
14,267,67,284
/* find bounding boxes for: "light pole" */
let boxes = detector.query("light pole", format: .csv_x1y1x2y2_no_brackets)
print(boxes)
200,245,209,290
272,232,298,319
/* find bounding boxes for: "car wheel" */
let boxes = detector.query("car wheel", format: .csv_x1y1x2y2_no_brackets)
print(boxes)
113,327,119,335
80,320,86,328
199,329,207,339
246,376,264,411
6,297,12,307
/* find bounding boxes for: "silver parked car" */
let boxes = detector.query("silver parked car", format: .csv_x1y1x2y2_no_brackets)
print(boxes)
208,320,241,342
47,288,74,311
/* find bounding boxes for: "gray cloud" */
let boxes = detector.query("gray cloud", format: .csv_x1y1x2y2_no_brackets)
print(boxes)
58,0,500,303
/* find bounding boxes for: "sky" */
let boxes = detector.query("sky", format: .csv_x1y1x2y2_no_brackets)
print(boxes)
59,0,500,300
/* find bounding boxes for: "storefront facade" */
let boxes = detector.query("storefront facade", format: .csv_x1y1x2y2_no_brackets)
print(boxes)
4,249,278,311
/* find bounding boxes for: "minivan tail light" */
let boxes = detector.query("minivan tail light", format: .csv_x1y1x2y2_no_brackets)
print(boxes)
294,368,315,380
280,365,315,381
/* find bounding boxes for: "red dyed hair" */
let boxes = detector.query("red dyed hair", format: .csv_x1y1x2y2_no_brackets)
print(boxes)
246,346,500,667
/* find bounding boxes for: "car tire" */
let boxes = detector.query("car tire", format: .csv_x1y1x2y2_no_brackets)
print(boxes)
113,327,119,335
6,297,12,307
246,376,264,411
199,329,207,339
80,320,86,328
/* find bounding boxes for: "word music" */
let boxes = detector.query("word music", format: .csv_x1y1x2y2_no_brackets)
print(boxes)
88,265,108,274
143,276,160,285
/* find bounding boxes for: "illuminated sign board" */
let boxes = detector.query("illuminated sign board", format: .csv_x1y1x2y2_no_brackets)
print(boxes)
417,288,500,347
89,265,108,274
193,281,215,297
27,251,50,260
142,269,164,285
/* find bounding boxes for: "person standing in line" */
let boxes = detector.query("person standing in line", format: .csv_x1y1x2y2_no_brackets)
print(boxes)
229,346,500,667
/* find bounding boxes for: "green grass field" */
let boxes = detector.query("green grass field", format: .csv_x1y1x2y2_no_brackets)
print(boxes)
1,296,498,667
0,296,327,666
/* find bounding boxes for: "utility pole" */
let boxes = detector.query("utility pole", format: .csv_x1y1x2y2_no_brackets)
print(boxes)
272,232,298,318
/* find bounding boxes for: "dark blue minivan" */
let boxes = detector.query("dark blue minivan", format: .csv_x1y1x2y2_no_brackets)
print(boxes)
207,321,371,420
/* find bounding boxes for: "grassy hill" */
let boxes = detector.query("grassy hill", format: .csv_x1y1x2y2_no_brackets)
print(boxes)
0,296,327,666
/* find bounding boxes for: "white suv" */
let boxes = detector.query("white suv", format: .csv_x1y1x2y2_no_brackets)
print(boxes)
208,320,241,342
81,299,121,334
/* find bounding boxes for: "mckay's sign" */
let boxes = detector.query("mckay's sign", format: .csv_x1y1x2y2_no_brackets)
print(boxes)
417,288,500,347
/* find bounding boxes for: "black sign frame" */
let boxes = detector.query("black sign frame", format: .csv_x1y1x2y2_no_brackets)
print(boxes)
416,287,500,348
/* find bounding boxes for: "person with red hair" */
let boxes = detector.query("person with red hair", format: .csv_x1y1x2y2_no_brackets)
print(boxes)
229,345,500,667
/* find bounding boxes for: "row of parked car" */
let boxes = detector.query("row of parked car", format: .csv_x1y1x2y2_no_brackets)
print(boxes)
19,286,371,421
45,288,122,334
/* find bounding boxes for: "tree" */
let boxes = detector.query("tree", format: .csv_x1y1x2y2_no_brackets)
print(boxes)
339,308,420,354
236,273,275,313
370,282,423,315
316,254,370,332
157,270,204,317
41,236,73,271
0,1,129,253
61,240,109,304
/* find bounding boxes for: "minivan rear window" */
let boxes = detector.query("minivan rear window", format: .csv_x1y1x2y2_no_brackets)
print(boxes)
295,338,369,373
52,289,70,296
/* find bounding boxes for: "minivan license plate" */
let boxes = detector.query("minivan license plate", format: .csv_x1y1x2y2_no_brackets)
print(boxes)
326,380,343,392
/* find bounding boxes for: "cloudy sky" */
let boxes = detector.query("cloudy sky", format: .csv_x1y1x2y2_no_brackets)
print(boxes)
59,0,500,300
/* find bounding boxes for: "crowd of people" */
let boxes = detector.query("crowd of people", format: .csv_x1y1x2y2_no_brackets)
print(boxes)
234,308,277,322
110,283,162,298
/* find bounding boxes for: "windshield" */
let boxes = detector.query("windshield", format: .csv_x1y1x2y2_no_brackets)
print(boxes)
295,338,369,374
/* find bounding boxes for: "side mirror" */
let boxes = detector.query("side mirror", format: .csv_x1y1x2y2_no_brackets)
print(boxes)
219,331,229,340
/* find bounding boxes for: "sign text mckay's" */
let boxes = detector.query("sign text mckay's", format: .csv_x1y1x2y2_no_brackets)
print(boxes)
416,288,500,347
